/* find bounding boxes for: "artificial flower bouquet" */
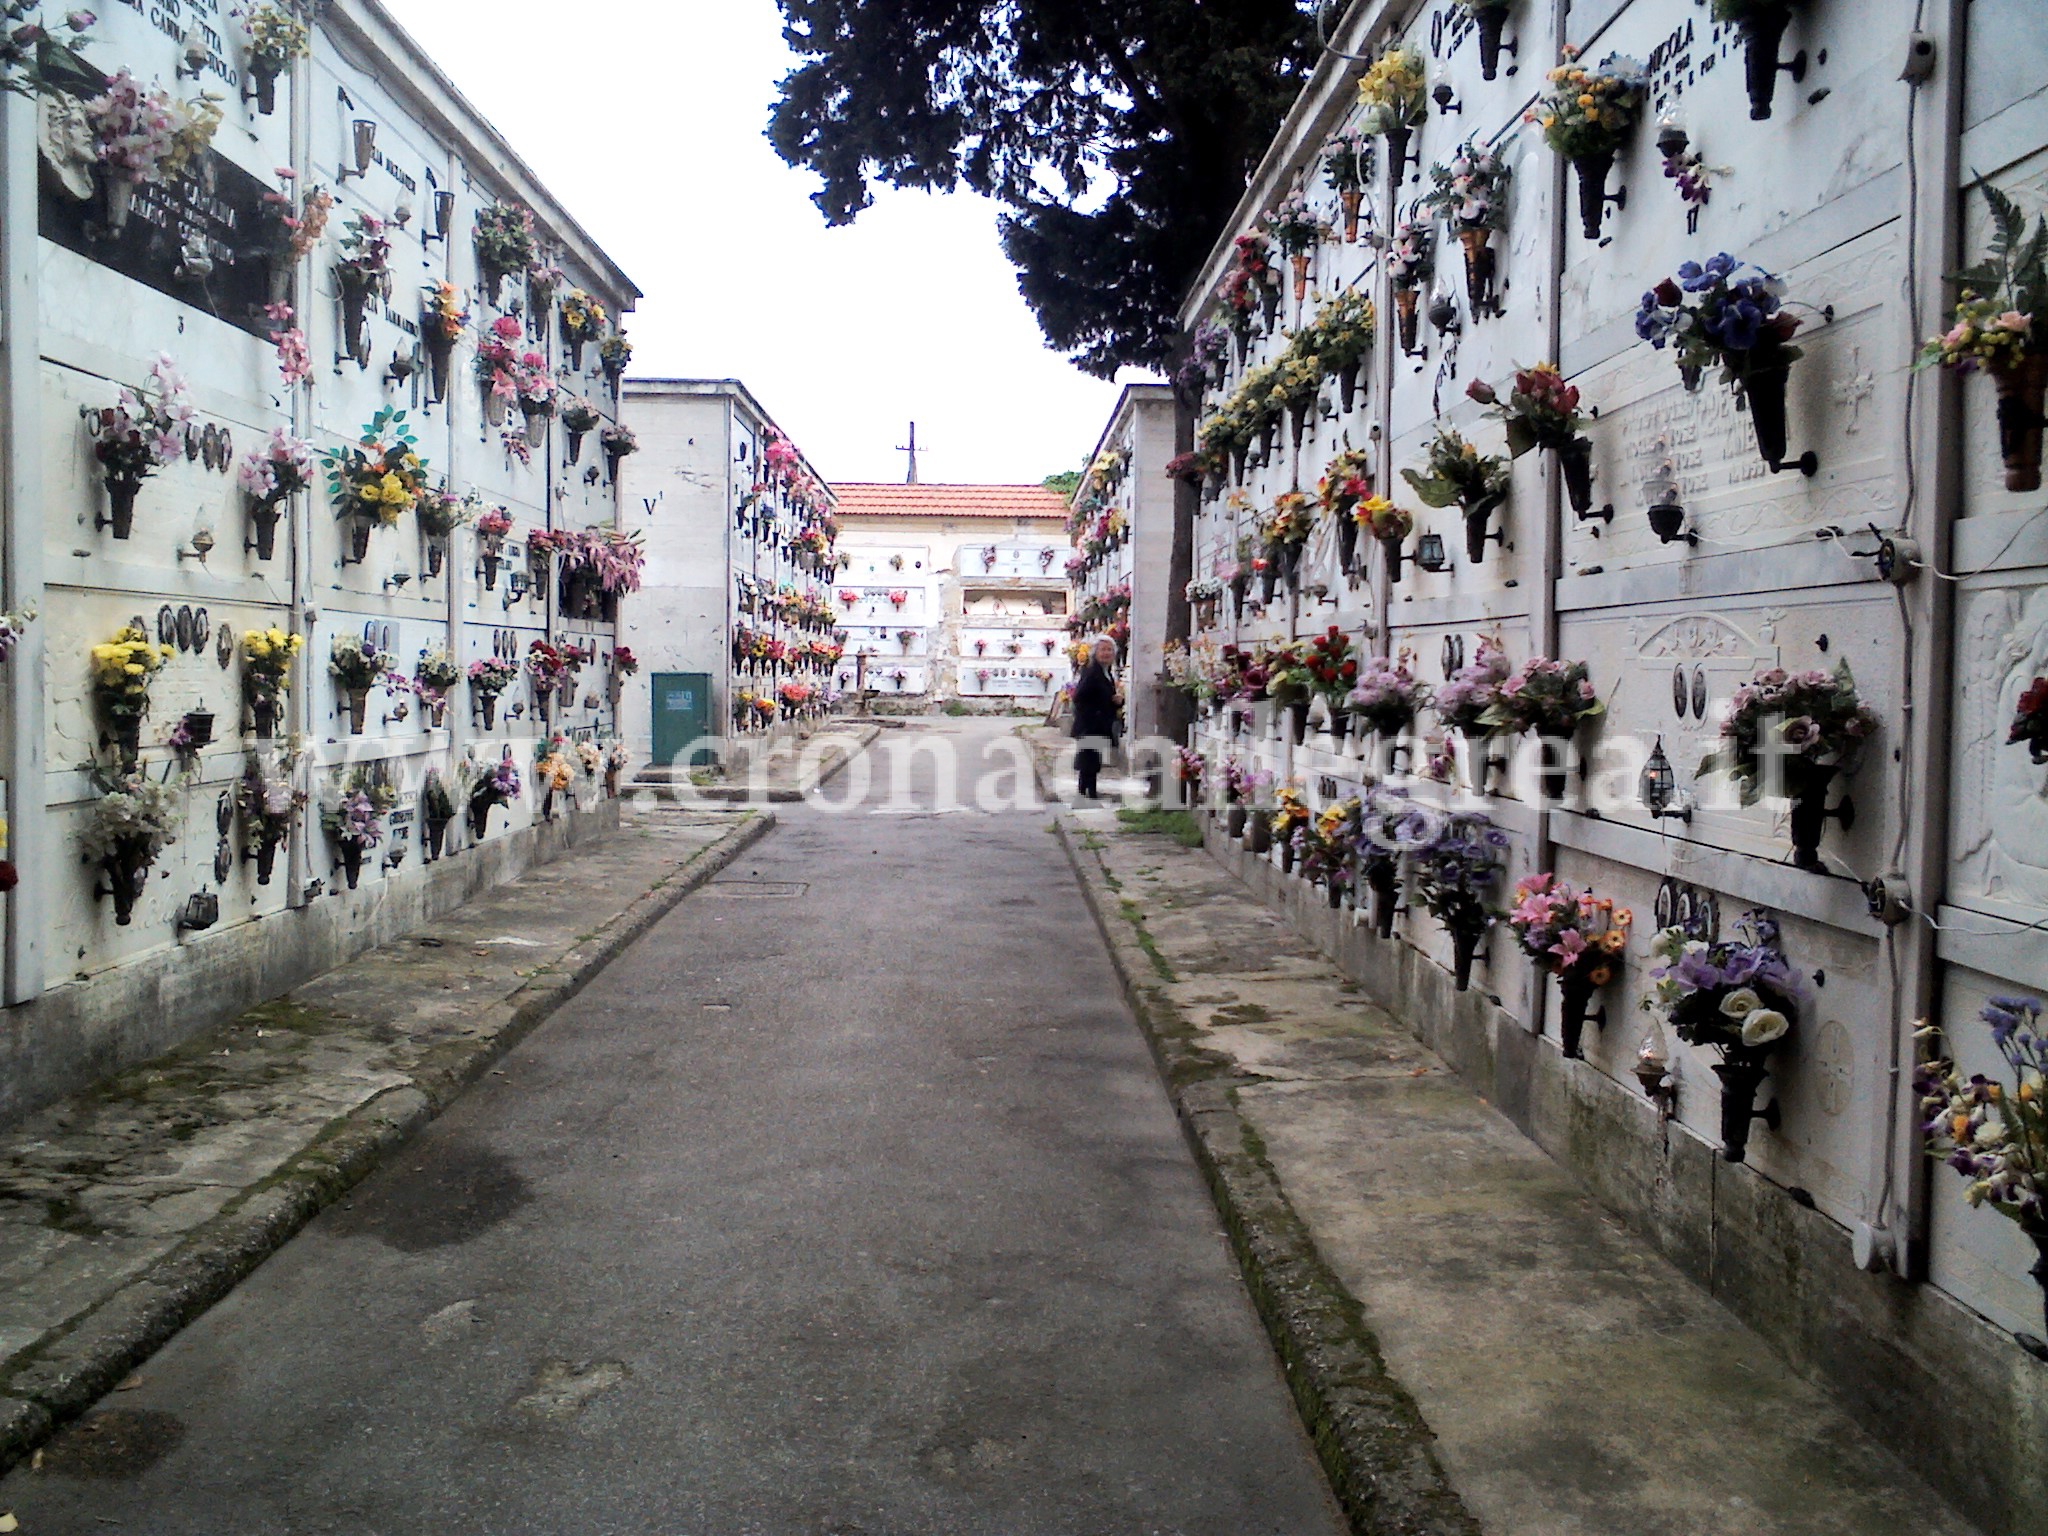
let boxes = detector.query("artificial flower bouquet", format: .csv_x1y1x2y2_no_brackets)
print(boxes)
1646,911,1802,1161
1386,219,1434,352
1434,636,1511,739
1919,184,2048,491
85,355,194,538
1528,48,1648,239
238,428,314,512
414,650,462,726
1322,127,1374,241
91,623,175,767
1306,289,1377,412
329,635,393,734
1402,427,1514,562
421,282,470,400
473,202,537,300
1636,253,1806,468
1508,873,1631,1057
468,754,522,837
1697,659,1879,871
321,769,395,888
1347,650,1429,741
1484,655,1604,738
1271,784,1312,871
1299,799,1361,905
235,750,306,884
1267,189,1326,298
323,408,429,556
240,626,303,736
1426,142,1513,317
84,770,182,925
1916,996,2048,1327
467,656,517,729
1301,627,1361,734
1356,44,1427,183
1410,809,1508,990
1468,364,1597,513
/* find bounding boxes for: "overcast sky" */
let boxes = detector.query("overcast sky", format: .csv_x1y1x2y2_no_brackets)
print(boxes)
379,0,1142,487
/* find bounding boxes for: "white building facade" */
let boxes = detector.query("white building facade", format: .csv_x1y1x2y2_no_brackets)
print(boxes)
1176,2,2048,1527
0,2,638,1121
617,380,839,769
832,485,1068,707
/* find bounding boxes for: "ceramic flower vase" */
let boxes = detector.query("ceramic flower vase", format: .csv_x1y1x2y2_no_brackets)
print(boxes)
1713,1053,1777,1163
1992,352,2047,492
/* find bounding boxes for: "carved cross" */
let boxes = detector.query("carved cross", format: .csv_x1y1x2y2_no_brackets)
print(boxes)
1831,346,1876,435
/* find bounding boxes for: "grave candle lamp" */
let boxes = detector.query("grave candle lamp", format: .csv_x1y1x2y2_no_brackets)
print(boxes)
1644,464,1696,547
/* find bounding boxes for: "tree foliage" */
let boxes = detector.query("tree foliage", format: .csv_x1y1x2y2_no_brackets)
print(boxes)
1041,469,1083,499
768,0,1321,378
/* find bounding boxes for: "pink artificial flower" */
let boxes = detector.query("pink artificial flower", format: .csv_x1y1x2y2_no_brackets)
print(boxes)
1996,311,2032,335
1550,930,1588,964
1943,321,1972,348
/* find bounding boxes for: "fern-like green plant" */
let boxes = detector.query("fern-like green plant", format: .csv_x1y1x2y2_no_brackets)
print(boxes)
1955,179,2048,322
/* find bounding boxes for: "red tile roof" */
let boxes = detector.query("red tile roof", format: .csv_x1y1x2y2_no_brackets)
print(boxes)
833,483,1069,522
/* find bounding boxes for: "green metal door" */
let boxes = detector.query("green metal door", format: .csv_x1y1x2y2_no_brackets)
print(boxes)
652,672,714,768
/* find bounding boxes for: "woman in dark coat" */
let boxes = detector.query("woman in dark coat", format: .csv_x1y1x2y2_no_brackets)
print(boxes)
1070,636,1122,799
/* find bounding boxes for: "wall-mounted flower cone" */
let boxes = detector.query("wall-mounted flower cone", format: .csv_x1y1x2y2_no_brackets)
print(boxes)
1784,758,1841,872
567,337,586,371
346,687,368,735
1327,877,1346,909
566,428,587,465
348,517,373,563
1341,189,1362,242
1337,515,1359,574
1992,352,2047,492
1259,283,1280,328
485,390,508,427
1224,801,1244,837
1367,860,1397,938
1381,535,1405,583
254,840,278,886
340,285,372,367
479,696,496,730
1460,228,1497,315
250,698,276,739
1395,287,1421,352
1732,336,1797,468
111,715,141,772
250,502,281,560
249,63,281,115
424,334,453,403
1289,699,1310,745
1279,838,1295,876
1712,1055,1776,1162
1737,5,1795,120
1385,123,1412,186
100,850,148,926
1451,923,1483,991
1475,3,1508,80
339,842,363,890
104,475,143,540
1464,506,1493,565
424,816,449,862
1338,359,1362,413
1558,975,1596,1059
522,407,549,448
1260,557,1280,607
1571,150,1616,240
1557,438,1595,514
1290,400,1311,447
424,540,444,578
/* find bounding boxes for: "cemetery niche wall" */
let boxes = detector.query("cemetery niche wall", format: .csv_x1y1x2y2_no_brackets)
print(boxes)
0,1,641,1124
1167,2,2048,1529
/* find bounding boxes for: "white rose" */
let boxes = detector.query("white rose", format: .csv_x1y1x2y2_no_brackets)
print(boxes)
1740,1008,1790,1047
1719,988,1763,1019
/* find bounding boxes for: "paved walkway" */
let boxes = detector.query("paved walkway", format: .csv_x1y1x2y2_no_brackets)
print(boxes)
0,802,768,1481
1046,767,1977,1536
0,720,1344,1535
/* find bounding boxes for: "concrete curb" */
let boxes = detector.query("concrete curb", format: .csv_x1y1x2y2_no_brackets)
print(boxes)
635,725,879,803
0,811,777,1474
1052,810,1481,1536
